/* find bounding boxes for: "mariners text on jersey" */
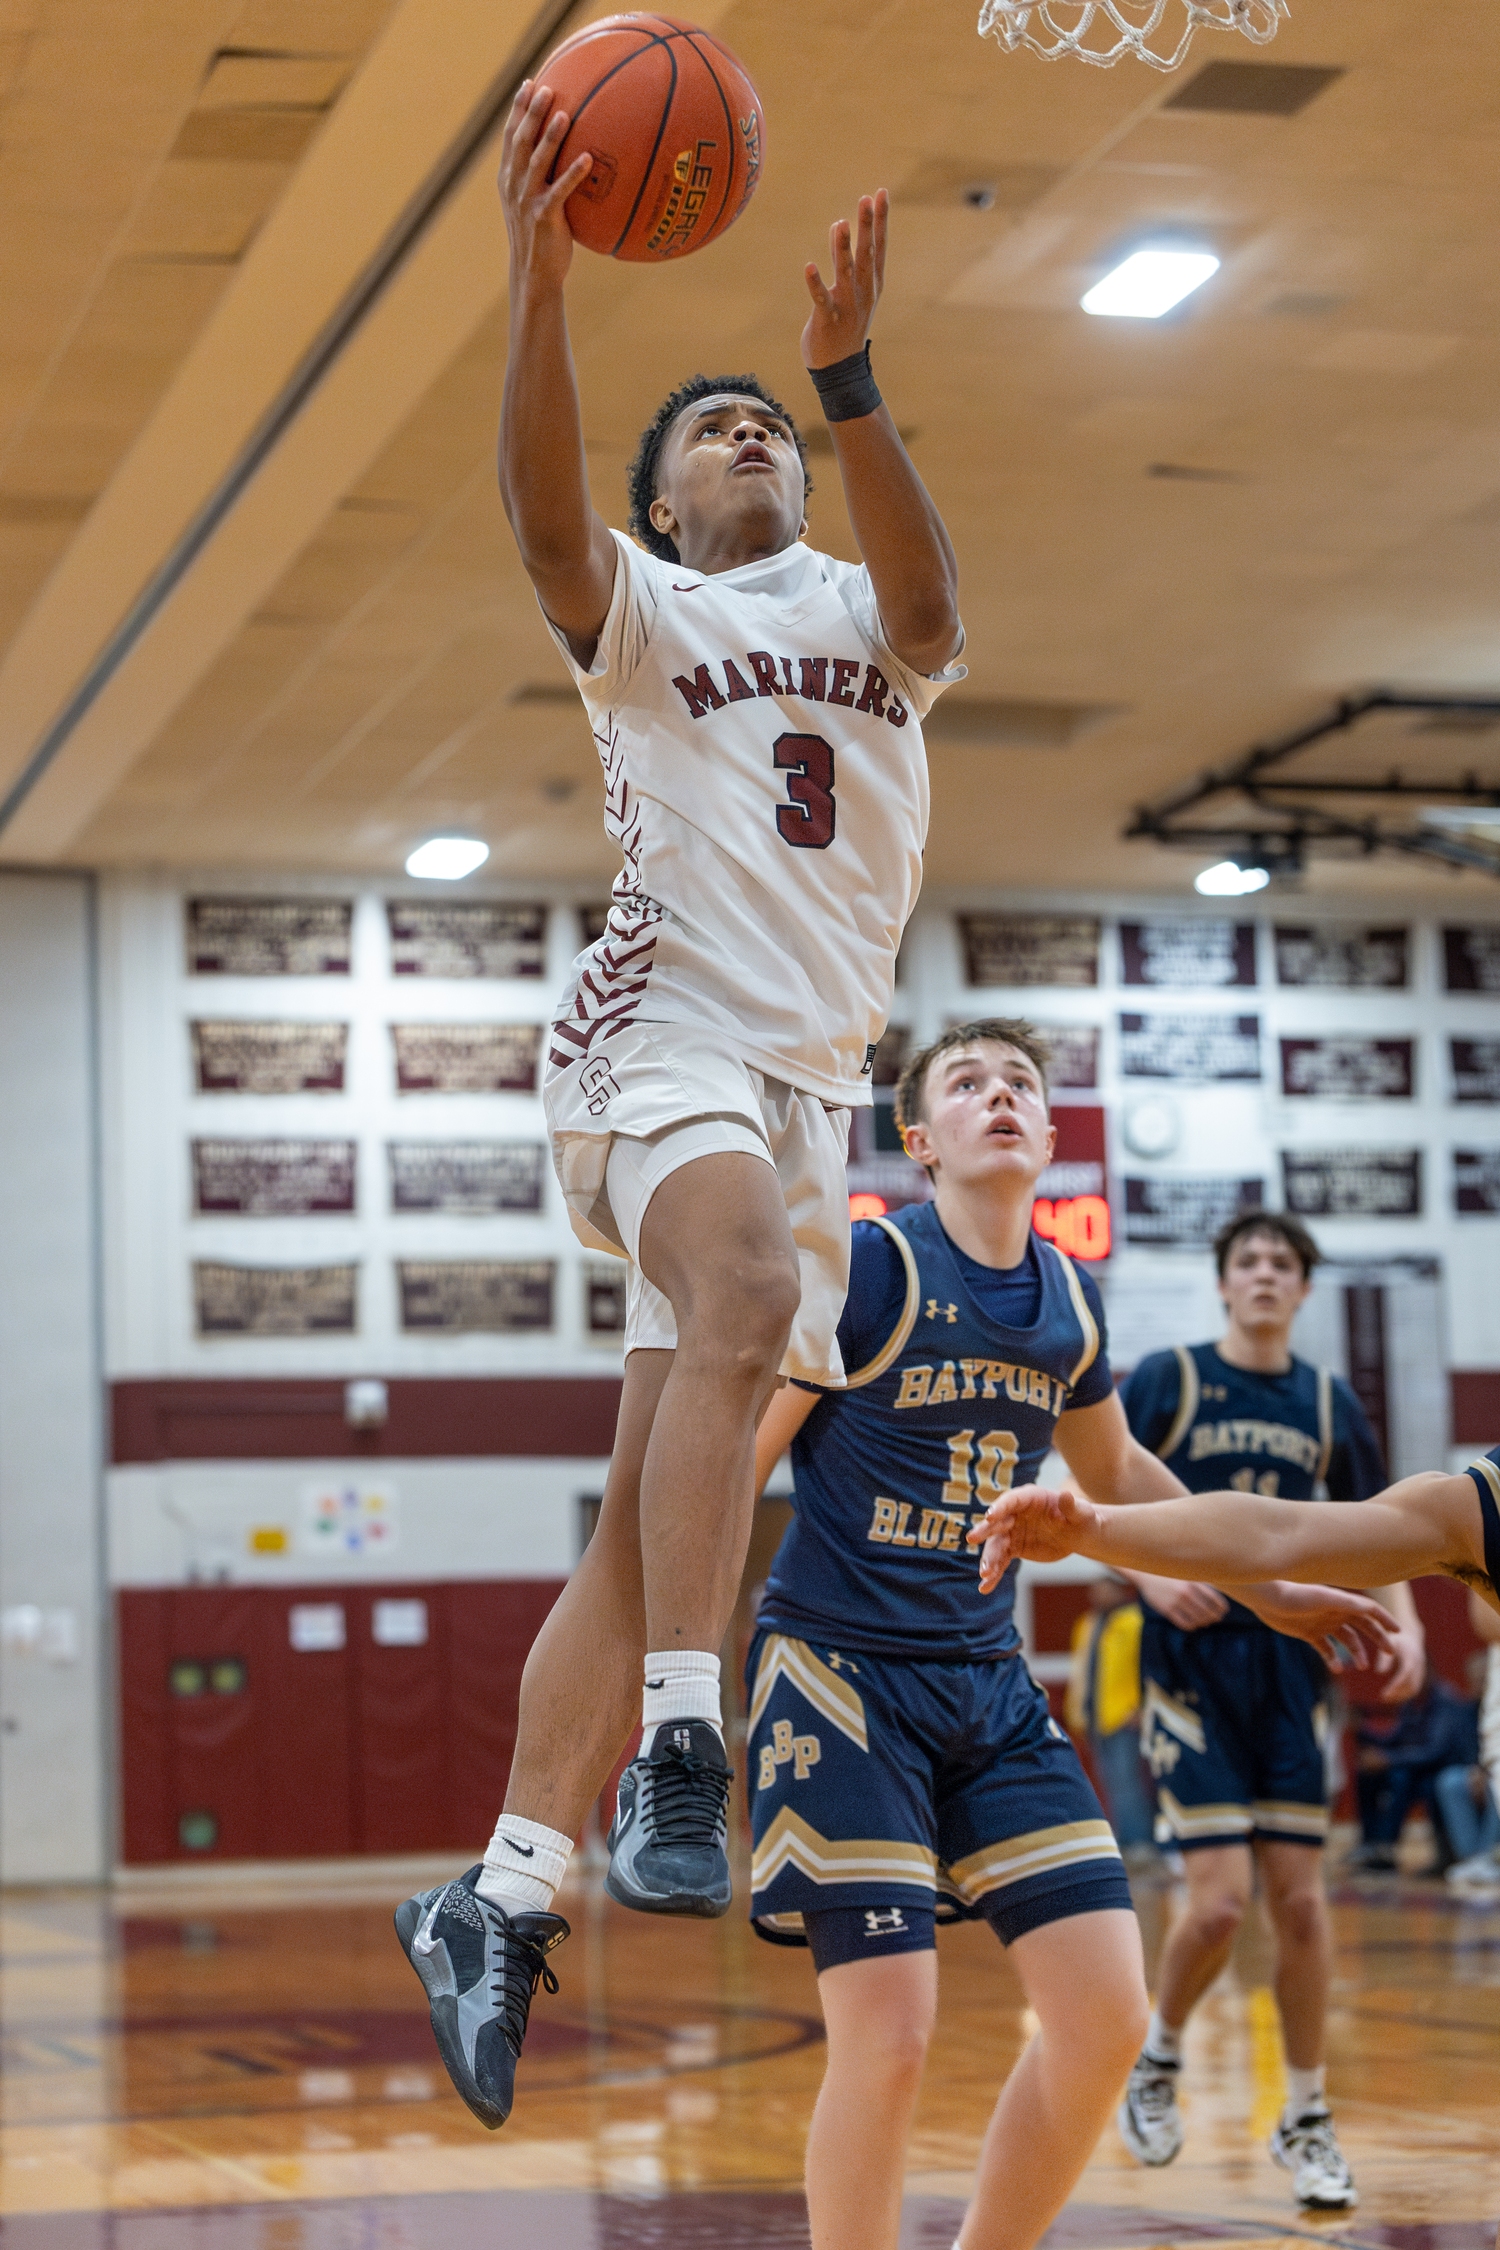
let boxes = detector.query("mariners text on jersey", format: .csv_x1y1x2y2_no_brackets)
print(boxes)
757,1202,1115,1662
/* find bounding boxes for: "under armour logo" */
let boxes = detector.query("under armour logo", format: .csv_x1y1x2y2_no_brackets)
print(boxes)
863,1908,907,1937
825,1651,859,1675
925,1298,958,1323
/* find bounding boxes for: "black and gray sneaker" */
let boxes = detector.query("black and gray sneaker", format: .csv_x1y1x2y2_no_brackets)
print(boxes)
1270,2105,1358,2209
605,1720,733,1917
394,1863,568,2129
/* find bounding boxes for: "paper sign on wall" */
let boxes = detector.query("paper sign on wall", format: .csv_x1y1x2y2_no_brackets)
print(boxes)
302,1483,399,1557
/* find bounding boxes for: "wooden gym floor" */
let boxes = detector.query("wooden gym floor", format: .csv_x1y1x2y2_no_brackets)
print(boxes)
1,1857,1497,2250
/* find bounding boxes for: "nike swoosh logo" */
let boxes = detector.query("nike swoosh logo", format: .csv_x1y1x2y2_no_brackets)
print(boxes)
413,1922,439,1956
646,1678,665,1690
504,1838,535,1858
671,583,702,593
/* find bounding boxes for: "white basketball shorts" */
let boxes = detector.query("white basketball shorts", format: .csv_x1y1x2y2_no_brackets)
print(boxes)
543,1020,852,1386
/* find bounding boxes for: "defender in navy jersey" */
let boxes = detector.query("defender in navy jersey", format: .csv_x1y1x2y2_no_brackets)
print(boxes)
746,1028,1398,2250
1068,1210,1422,2213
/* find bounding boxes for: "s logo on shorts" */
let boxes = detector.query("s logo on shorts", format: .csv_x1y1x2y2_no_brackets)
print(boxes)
579,1056,620,1116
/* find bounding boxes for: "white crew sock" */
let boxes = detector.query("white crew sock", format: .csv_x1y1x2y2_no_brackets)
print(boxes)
640,1649,722,1753
475,1814,572,1917
1284,2063,1326,2119
1145,2007,1182,2063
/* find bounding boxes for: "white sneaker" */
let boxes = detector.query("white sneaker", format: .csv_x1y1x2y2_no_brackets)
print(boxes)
1445,1851,1500,1892
1118,2051,1183,2166
1269,2106,1358,2210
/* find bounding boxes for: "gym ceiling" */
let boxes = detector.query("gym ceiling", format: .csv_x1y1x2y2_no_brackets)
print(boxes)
0,0,1495,897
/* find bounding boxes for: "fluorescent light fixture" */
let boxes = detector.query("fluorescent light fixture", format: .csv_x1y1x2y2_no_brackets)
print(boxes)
405,836,489,880
1420,805,1500,833
1194,859,1270,897
1082,249,1220,319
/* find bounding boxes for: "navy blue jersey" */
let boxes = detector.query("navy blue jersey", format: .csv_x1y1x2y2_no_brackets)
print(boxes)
1122,1341,1386,1630
758,1203,1115,1661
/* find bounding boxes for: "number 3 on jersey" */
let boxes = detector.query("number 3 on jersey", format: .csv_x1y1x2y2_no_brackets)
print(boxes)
774,731,835,849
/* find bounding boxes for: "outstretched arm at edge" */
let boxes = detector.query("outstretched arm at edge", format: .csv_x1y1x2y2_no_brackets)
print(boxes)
1052,1390,1407,1671
497,82,617,664
969,1473,1487,1600
804,192,960,677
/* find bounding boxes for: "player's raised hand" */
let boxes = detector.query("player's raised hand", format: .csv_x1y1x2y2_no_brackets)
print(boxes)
802,189,888,370
499,81,593,288
968,1484,1101,1591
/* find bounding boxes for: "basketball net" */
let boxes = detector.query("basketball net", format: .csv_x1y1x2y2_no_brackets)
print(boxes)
978,0,1286,70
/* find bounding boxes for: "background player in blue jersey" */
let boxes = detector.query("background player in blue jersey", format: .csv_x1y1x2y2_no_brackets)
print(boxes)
747,1024,1398,2250
1058,1211,1423,2211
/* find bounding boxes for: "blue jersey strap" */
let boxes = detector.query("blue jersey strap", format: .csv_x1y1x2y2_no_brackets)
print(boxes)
1463,1454,1500,1613
1155,1345,1199,1462
842,1215,922,1390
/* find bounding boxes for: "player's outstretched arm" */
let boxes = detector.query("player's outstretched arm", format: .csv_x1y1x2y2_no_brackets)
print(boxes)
803,191,960,677
498,82,617,661
968,1473,1486,1600
1051,1392,1400,1663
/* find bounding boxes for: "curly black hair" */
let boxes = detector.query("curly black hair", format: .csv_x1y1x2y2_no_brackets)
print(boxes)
626,372,811,561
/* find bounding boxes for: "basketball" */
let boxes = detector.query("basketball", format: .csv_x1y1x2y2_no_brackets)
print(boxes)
537,13,764,263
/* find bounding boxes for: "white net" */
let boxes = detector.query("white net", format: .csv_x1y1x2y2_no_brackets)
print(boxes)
978,0,1286,70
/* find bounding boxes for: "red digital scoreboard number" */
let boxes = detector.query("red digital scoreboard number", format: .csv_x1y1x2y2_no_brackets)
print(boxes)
1031,1194,1110,1261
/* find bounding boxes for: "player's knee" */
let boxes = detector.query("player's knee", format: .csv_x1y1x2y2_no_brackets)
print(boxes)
851,2003,933,2092
680,1249,799,1370
1191,1889,1248,1950
1273,1885,1325,1951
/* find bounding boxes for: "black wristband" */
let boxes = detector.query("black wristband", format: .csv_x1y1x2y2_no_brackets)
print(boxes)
808,342,881,424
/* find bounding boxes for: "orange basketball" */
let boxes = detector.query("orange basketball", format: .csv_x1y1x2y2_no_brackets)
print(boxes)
538,14,764,263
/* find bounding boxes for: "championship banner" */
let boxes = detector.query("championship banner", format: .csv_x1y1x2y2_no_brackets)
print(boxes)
1279,1038,1415,1101
1452,1039,1500,1104
194,1262,357,1335
1119,921,1256,988
1281,1147,1422,1217
1119,1013,1261,1083
1035,1024,1100,1090
586,1263,630,1336
1273,925,1409,989
397,1259,555,1333
579,904,612,947
958,913,1100,988
187,897,352,976
387,1141,546,1213
191,1021,348,1094
1444,926,1500,993
1124,1177,1264,1246
390,1023,542,1093
192,1140,357,1215
386,901,547,979
1455,1149,1500,1215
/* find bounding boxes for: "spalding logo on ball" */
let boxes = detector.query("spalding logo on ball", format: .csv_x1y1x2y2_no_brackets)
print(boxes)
540,13,764,262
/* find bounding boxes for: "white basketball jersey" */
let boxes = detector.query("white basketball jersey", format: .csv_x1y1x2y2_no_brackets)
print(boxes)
545,532,964,1104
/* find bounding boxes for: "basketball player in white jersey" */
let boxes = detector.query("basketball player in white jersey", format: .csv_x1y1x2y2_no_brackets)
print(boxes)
396,80,964,2129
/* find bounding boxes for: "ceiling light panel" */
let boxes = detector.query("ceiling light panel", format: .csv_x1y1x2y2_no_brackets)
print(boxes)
1082,251,1220,319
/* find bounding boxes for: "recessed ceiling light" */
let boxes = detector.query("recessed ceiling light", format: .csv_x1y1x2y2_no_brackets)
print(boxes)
405,837,489,880
1194,859,1269,897
1082,249,1220,320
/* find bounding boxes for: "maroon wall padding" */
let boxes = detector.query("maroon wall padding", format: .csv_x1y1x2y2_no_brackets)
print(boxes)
1451,1372,1500,1447
111,1378,625,1464
117,1578,565,1863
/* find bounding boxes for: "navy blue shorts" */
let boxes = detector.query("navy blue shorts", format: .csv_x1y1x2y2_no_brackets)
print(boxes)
1140,1616,1328,1851
746,1629,1132,1963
